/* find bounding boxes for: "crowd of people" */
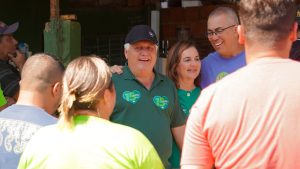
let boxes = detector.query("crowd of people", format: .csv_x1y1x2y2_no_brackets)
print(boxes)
1,0,300,168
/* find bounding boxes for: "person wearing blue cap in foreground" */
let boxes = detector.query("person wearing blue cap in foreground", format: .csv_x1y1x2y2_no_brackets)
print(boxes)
0,21,26,103
110,25,187,169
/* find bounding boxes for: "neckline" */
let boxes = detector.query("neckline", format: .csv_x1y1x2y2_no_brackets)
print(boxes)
178,87,199,93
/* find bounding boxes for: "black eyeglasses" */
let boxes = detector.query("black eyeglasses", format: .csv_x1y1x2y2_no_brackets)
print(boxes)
206,25,236,38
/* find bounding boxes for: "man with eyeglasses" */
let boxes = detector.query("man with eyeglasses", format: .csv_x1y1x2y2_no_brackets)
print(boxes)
200,7,245,88
110,25,186,169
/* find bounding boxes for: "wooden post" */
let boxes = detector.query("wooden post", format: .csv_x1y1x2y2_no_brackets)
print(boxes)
50,0,59,19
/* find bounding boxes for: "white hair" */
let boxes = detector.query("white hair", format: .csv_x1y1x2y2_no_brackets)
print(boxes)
124,43,159,51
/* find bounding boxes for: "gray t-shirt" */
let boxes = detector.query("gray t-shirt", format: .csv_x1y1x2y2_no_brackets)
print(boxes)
0,104,57,169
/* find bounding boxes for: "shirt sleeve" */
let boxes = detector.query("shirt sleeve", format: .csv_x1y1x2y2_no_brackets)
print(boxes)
200,59,210,89
132,130,165,169
170,80,187,128
139,146,165,169
180,90,215,167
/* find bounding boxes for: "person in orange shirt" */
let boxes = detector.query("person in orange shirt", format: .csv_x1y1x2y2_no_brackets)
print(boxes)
181,0,300,168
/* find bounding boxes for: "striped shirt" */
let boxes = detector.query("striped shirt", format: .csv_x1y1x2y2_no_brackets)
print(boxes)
0,60,20,97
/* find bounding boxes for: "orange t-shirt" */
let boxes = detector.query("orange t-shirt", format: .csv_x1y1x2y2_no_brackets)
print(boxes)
181,58,300,169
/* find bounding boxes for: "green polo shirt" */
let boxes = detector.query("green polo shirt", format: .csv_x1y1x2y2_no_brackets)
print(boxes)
169,87,201,168
0,86,7,107
111,66,187,169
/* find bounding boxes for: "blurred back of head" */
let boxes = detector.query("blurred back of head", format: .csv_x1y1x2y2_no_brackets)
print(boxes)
209,6,240,25
59,56,113,128
239,0,296,44
21,53,65,92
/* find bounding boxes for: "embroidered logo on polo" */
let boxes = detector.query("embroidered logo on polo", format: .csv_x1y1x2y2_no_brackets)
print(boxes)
122,90,141,104
153,96,169,110
216,72,229,81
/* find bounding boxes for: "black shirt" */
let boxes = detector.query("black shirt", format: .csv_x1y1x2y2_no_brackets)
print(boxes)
290,39,300,61
0,60,20,97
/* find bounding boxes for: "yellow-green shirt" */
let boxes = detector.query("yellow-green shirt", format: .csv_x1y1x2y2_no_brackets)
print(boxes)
18,115,164,169
0,87,7,107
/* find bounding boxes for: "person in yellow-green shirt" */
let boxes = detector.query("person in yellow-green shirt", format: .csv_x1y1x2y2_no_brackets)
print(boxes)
18,56,164,169
0,86,7,110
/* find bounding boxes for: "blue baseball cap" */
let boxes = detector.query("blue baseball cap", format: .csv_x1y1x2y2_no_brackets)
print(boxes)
125,25,158,45
0,21,19,35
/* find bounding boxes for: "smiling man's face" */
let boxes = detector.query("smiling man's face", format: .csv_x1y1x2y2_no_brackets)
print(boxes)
125,40,157,75
207,14,238,57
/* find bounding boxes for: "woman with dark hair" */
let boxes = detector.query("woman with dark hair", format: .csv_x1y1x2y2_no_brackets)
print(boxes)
166,40,201,168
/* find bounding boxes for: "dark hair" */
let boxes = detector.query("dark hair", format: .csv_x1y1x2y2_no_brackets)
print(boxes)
166,40,200,88
239,0,296,44
209,6,240,25
21,53,65,92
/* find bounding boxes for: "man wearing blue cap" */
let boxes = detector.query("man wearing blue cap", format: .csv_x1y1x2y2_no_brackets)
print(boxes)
0,21,26,103
110,25,186,169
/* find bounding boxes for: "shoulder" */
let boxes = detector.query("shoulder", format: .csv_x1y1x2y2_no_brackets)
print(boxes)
108,122,152,146
157,72,175,86
0,60,9,67
0,61,17,72
0,105,57,125
112,72,125,80
112,66,132,81
202,52,218,61
24,105,58,124
232,51,246,60
22,125,56,147
109,121,143,137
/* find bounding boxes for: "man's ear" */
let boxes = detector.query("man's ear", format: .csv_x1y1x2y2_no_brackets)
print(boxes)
52,82,62,97
290,22,298,42
124,48,129,60
237,25,245,45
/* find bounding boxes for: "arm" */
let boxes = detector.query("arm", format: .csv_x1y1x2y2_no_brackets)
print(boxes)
171,125,185,151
